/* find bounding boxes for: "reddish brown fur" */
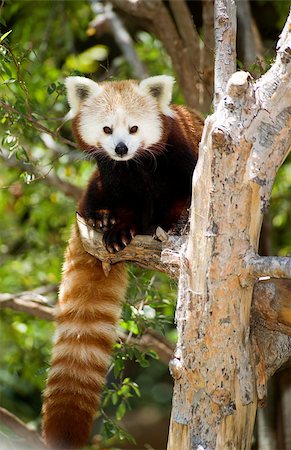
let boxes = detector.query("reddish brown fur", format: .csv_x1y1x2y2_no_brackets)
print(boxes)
42,227,127,449
42,85,203,448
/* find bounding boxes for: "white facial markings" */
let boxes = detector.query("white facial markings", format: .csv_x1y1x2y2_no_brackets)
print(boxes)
78,90,163,161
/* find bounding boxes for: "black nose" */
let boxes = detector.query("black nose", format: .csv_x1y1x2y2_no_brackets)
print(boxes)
115,142,128,156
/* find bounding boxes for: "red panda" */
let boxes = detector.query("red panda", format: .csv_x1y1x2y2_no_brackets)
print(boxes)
42,75,203,449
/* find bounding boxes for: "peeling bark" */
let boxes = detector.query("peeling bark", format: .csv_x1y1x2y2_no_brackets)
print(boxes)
167,10,291,450
214,0,237,108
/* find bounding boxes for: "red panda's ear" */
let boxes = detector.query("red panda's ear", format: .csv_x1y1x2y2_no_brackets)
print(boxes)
138,75,175,116
65,76,103,117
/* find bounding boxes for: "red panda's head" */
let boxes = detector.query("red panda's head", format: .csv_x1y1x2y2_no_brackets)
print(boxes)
65,75,175,161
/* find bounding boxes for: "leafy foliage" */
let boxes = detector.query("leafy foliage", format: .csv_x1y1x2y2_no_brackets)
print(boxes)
0,1,290,448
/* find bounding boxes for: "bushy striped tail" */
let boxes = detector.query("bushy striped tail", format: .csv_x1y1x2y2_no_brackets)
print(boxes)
42,226,127,449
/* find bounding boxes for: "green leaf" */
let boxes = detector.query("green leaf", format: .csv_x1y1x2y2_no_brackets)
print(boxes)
122,303,132,321
130,382,141,397
146,349,159,360
47,83,56,95
137,354,150,368
113,356,124,378
103,421,115,439
2,63,12,77
2,78,16,85
116,402,126,421
112,392,118,405
0,30,12,42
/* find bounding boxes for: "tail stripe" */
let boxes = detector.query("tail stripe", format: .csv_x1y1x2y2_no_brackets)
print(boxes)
46,371,104,391
49,356,109,375
52,341,110,366
42,227,127,449
55,320,116,340
54,332,115,352
57,307,119,324
44,390,99,409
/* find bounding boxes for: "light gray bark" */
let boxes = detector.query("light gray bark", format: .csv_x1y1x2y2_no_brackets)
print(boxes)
167,9,291,450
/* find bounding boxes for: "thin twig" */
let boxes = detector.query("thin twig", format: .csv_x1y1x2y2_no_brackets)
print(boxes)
0,100,77,149
1,151,82,201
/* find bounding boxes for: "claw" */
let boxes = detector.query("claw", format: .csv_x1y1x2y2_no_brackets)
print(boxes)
87,218,96,228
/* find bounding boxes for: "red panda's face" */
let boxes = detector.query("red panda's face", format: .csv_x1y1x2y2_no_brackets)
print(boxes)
78,97,163,162
65,76,175,161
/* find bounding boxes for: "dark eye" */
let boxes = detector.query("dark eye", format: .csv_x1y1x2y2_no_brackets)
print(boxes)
103,126,113,135
129,125,138,134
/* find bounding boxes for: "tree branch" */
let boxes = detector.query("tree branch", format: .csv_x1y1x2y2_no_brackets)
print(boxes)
111,0,201,109
214,0,237,108
0,99,77,149
0,407,46,450
252,278,291,334
252,326,291,401
251,279,291,400
1,151,82,201
0,287,174,365
247,11,291,191
121,329,174,365
76,213,181,278
246,255,291,279
76,214,291,336
89,2,148,79
0,286,56,321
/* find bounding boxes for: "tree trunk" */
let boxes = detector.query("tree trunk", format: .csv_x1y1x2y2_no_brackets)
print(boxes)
167,8,291,450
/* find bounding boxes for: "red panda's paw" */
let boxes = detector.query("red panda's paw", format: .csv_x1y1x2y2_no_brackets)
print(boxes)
86,209,116,232
103,226,137,253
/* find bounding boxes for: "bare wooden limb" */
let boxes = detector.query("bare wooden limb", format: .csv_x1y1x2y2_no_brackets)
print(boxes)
0,289,55,321
0,407,46,450
252,279,291,401
246,255,291,280
1,151,82,201
252,279,291,336
77,212,291,329
214,0,237,108
252,325,291,401
168,0,201,106
123,329,175,365
0,289,174,365
247,16,291,190
106,3,148,79
89,2,148,79
111,0,201,109
76,213,180,279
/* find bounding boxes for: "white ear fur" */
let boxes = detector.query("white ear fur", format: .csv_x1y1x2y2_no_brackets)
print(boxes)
65,76,103,117
139,75,175,116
